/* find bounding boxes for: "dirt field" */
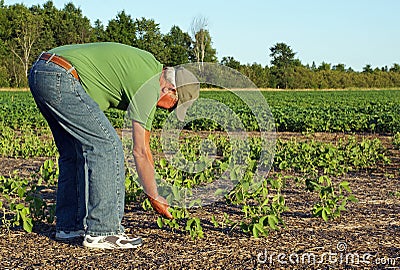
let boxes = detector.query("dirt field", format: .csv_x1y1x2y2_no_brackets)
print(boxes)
0,133,399,270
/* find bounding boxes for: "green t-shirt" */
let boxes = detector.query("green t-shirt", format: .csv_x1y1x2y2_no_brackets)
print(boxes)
50,42,163,130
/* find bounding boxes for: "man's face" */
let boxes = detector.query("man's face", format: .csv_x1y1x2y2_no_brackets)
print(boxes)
157,87,178,109
158,72,178,109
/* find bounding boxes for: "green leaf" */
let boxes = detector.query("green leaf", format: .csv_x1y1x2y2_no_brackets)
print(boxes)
321,209,328,221
16,203,24,210
189,199,201,208
185,218,195,231
17,187,26,198
160,158,167,167
258,216,267,226
267,215,279,230
21,206,30,219
23,218,33,233
252,224,259,238
214,189,225,196
156,217,163,228
230,169,238,180
339,181,351,192
279,161,288,170
211,215,219,227
348,195,358,202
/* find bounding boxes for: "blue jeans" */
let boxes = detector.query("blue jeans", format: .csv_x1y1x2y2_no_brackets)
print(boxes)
28,60,125,236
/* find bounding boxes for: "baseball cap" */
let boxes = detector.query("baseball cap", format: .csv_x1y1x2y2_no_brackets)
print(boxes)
165,67,200,121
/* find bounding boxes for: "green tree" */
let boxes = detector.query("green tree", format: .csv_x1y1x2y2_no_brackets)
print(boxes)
32,1,92,47
332,63,346,72
59,3,92,44
35,1,60,49
311,61,317,71
241,63,270,88
134,17,165,63
93,19,105,42
3,4,44,86
270,42,296,69
162,25,192,66
291,65,317,89
105,10,136,45
362,64,373,73
29,3,56,50
318,62,331,71
221,56,241,70
0,0,7,85
390,63,400,72
0,40,10,86
269,42,297,88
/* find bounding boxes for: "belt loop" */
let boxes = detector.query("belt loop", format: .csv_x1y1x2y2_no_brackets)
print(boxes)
36,51,45,62
46,53,56,64
66,66,75,75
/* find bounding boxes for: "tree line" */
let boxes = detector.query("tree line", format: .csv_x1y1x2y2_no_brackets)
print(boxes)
224,43,400,89
0,1,216,87
1,0,399,89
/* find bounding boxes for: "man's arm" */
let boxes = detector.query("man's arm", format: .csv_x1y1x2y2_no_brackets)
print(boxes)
132,120,172,219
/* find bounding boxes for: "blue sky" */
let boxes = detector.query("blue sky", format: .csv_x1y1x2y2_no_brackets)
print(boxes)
4,0,400,71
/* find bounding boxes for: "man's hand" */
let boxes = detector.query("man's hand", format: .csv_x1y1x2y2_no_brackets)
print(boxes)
149,195,173,219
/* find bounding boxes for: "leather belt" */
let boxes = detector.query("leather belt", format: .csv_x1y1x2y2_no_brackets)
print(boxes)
39,52,79,80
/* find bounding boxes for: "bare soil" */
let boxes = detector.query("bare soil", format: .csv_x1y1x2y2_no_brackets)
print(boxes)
0,133,399,270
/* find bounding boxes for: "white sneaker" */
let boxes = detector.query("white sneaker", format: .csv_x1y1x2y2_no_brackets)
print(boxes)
83,234,143,249
55,230,85,241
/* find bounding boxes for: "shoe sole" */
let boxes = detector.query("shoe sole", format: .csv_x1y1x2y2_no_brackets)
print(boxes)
55,236,84,242
55,230,85,242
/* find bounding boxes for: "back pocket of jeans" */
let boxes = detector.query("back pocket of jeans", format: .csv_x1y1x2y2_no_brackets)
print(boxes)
33,70,62,106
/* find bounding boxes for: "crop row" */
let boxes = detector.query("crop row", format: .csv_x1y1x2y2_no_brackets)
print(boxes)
1,131,393,236
1,90,399,133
